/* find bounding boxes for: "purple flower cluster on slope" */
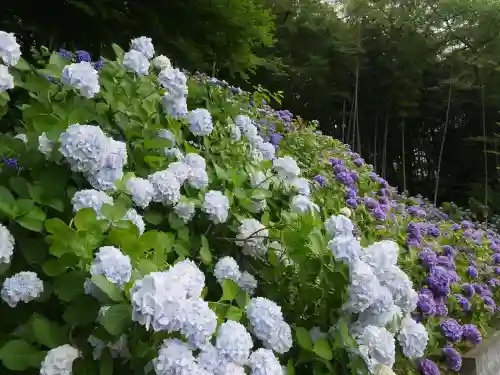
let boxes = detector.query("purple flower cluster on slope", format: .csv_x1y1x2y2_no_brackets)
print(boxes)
59,48,103,71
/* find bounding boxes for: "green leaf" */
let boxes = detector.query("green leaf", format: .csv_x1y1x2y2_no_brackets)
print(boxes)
45,218,74,239
99,304,131,335
14,58,32,71
313,339,333,360
91,275,124,302
112,44,125,60
15,206,46,232
73,358,97,375
0,340,42,370
31,314,67,348
220,279,239,302
213,164,228,180
226,306,242,321
63,296,100,326
100,349,114,375
19,238,48,265
143,210,163,225
74,208,99,231
286,359,295,375
295,327,313,351
199,235,212,265
0,186,16,216
53,271,86,302
10,176,29,198
42,258,67,276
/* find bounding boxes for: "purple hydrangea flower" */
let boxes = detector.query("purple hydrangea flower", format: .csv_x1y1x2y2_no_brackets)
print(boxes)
434,300,449,317
313,175,326,187
346,198,358,208
379,188,388,196
354,158,364,167
373,207,386,221
488,278,500,288
329,158,343,166
336,172,354,186
443,245,456,258
462,221,474,229
417,293,435,315
94,58,104,70
443,347,462,371
345,188,357,199
427,225,441,237
334,164,347,174
418,358,440,375
59,48,73,59
466,266,478,278
270,133,283,146
451,223,460,231
439,319,463,342
419,249,438,269
437,256,455,270
426,266,451,297
350,171,359,182
454,294,471,312
76,50,92,63
364,197,379,210
462,324,482,344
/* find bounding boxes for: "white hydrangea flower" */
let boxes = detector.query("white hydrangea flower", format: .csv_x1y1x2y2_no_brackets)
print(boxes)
153,339,200,375
0,65,14,92
238,271,257,296
166,161,191,184
397,316,428,359
357,286,398,327
130,36,155,59
86,166,123,191
123,208,145,235
158,129,176,146
174,200,196,222
0,224,14,264
249,349,283,375
1,271,44,307
214,256,241,285
356,325,395,373
324,215,354,238
184,154,206,170
0,31,21,66
360,240,399,274
167,259,206,298
218,362,246,375
328,235,361,266
273,156,300,179
152,55,172,70
248,134,264,148
123,49,150,76
257,142,276,161
246,297,292,354
38,132,55,156
165,147,184,160
148,170,181,205
289,177,310,196
237,218,268,258
197,343,222,373
126,177,155,208
71,189,113,218
374,365,397,375
252,199,267,213
62,62,100,98
14,133,27,143
186,167,208,189
234,115,258,139
158,68,188,97
216,320,253,365
230,123,241,141
59,124,109,174
188,108,213,136
180,299,218,349
40,344,80,375
379,266,418,314
345,261,382,313
290,195,319,214
202,191,229,224
90,246,132,288
162,93,188,119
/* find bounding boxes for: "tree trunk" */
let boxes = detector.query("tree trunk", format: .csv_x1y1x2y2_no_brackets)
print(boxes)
433,83,452,206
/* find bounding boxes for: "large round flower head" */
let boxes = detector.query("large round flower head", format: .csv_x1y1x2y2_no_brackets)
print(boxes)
187,167,209,189
153,55,172,70
462,323,482,344
71,189,113,218
126,177,155,208
59,124,109,174
1,271,44,307
197,343,222,373
167,259,206,298
439,318,463,342
290,195,319,214
324,214,354,238
90,246,132,288
257,141,276,161
217,362,247,375
40,344,80,375
122,208,145,234
148,170,181,205
154,339,198,375
360,240,399,274
418,358,440,375
130,36,155,59
188,108,213,136
180,299,218,349
174,200,196,223
0,31,21,66
162,93,188,119
238,271,258,296
86,166,123,191
38,132,55,156
123,49,150,76
214,256,241,285
246,297,292,354
166,161,191,184
158,68,188,97
397,316,428,359
273,156,300,179
0,65,14,92
345,261,383,313
289,177,310,195
230,122,242,141
216,320,253,365
234,115,258,138
184,153,207,170
249,349,283,375
202,190,230,224
379,266,418,314
356,325,395,373
237,218,268,258
443,346,462,371
62,62,100,98
328,235,361,266
0,224,14,264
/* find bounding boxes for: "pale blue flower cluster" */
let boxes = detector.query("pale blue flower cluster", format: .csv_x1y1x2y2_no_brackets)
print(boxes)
40,344,80,375
397,316,429,359
236,219,268,258
158,67,189,119
174,199,196,223
188,108,214,136
0,223,14,264
1,271,44,307
0,65,14,92
214,256,257,295
38,132,55,156
130,36,155,59
202,191,230,224
216,320,254,365
90,246,132,288
248,349,283,375
126,177,155,208
0,31,21,66
62,62,100,98
123,50,150,76
246,297,292,354
71,189,114,219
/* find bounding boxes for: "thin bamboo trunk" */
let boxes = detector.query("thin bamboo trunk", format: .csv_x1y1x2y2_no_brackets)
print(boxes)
433,83,452,206
401,117,407,192
382,116,388,178
341,100,346,142
481,68,488,208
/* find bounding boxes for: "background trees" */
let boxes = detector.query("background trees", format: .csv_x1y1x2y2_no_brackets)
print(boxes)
3,0,500,212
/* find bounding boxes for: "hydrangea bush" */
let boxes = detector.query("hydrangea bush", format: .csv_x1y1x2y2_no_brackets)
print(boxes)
0,31,496,375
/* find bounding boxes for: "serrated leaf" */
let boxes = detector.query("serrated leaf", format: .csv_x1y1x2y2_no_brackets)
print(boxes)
226,306,242,321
